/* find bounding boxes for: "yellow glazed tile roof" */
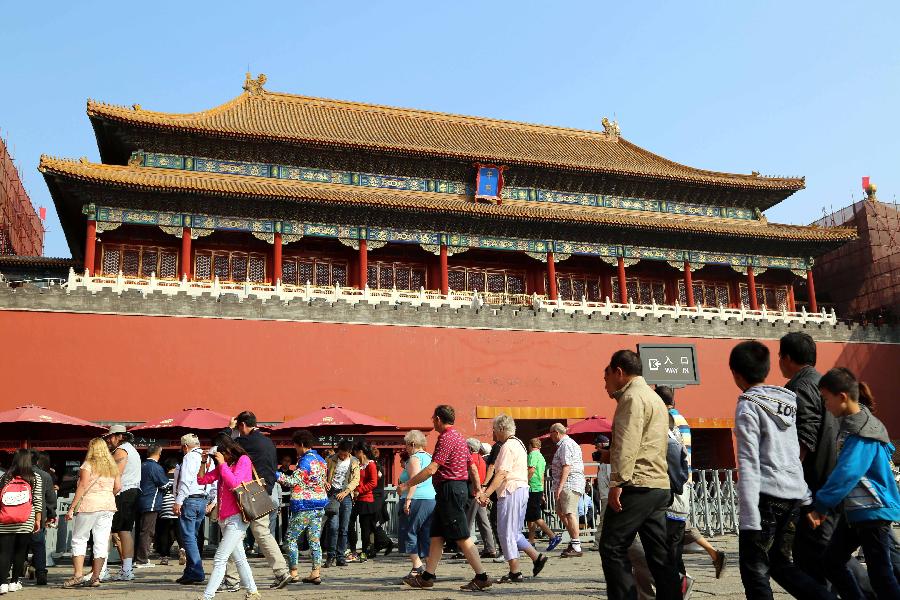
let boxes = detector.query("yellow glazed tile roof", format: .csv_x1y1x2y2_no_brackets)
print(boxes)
86,79,803,192
39,156,853,243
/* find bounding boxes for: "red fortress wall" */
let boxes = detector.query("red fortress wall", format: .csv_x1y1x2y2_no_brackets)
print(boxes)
2,311,898,450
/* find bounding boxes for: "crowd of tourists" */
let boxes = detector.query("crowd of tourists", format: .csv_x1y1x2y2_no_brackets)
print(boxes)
0,334,898,598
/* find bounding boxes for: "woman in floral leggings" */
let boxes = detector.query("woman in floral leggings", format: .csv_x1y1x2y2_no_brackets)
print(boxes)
277,429,329,585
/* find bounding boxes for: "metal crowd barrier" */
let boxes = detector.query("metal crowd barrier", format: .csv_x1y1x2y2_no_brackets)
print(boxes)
689,469,739,536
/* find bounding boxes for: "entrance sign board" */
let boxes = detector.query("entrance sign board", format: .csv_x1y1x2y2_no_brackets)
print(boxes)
637,344,700,386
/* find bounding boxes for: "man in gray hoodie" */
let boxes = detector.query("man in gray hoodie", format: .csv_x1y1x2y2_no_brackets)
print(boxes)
729,340,835,600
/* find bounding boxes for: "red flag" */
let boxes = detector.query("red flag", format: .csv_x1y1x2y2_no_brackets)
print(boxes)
39,207,46,220
862,176,870,190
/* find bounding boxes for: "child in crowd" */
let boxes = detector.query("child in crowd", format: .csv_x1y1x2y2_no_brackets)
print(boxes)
808,368,900,600
728,340,833,600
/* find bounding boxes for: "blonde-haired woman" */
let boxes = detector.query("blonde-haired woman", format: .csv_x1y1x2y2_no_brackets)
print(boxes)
64,437,121,588
397,429,436,577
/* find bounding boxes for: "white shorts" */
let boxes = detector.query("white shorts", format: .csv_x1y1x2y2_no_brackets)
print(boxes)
70,510,115,559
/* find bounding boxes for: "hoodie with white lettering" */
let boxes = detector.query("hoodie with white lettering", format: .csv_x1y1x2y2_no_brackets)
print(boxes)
734,384,811,530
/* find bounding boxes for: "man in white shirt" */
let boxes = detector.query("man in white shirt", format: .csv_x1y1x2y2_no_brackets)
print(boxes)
173,433,216,585
549,423,585,557
102,425,142,581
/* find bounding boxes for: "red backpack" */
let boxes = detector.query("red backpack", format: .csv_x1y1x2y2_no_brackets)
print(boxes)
0,476,34,524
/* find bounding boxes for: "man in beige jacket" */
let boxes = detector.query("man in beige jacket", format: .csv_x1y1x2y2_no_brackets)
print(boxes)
598,349,680,600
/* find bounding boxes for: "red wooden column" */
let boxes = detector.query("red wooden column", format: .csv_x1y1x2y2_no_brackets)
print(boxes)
439,243,449,295
358,239,368,289
546,251,558,301
180,227,192,280
84,219,97,275
807,268,818,313
747,266,759,310
273,232,283,284
787,283,796,312
617,257,628,303
683,261,694,307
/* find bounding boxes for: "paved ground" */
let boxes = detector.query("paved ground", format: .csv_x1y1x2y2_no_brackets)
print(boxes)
21,535,798,599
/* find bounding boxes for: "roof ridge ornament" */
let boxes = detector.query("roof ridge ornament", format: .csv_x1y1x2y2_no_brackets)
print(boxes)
243,72,267,96
602,117,620,140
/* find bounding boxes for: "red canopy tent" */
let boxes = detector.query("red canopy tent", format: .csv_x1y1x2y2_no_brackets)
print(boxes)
0,405,107,447
273,405,398,436
129,407,232,440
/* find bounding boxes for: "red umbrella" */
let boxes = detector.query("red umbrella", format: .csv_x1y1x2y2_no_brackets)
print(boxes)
0,405,107,442
129,407,231,439
273,405,398,435
565,414,613,443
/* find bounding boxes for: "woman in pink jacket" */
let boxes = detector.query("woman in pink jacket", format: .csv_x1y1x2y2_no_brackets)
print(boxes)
196,436,259,600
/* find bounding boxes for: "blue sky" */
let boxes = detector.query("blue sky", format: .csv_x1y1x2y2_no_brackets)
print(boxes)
3,1,898,258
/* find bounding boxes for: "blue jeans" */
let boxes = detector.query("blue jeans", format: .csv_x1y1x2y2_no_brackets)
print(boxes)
29,528,46,577
326,494,353,559
179,497,207,581
204,514,256,600
824,518,900,600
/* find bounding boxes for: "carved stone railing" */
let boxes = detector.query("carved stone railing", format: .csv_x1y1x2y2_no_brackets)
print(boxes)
63,269,838,326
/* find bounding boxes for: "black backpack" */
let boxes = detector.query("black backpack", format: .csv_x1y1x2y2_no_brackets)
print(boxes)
667,434,689,495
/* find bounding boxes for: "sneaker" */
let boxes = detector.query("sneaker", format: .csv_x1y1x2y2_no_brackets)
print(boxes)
220,582,241,592
336,558,347,567
713,550,727,579
560,545,583,558
492,555,506,563
134,562,155,569
323,557,335,569
245,592,261,600
270,573,291,590
478,550,498,559
158,557,170,566
546,534,563,552
460,575,492,592
98,570,110,582
112,570,135,582
7,582,20,592
0,584,7,595
402,573,434,589
682,574,695,600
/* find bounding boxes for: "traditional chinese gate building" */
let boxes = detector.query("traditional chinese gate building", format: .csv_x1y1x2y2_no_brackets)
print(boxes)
14,74,898,466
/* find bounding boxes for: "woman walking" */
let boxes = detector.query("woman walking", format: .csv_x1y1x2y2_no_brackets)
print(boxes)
196,436,259,600
62,438,117,589
475,414,547,583
0,449,43,594
277,430,328,585
397,430,436,578
351,443,379,560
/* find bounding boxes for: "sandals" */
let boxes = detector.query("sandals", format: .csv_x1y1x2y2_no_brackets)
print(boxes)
301,576,322,585
63,576,92,588
499,572,524,583
533,553,548,577
460,576,493,591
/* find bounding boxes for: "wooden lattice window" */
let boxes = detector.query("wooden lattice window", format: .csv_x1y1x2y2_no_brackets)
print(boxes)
100,244,179,279
281,256,348,286
195,250,267,283
367,261,427,290
612,277,667,304
739,283,789,310
678,280,731,307
450,267,525,294
555,274,603,301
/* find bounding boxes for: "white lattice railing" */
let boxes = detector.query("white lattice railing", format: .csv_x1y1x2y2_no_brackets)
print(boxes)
61,269,838,325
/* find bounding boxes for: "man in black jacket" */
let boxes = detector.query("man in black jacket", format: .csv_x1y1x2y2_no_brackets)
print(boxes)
778,332,837,585
30,452,57,586
220,411,291,591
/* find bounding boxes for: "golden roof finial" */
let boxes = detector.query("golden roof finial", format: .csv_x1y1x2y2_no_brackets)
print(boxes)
601,117,620,139
865,182,878,202
243,72,267,96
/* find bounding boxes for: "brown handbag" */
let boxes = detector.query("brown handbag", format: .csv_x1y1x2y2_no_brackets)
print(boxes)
233,463,277,523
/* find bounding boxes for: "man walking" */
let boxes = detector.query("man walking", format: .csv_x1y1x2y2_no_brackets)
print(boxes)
174,433,216,585
102,425,142,582
398,404,492,591
29,452,57,586
222,411,291,590
466,438,499,558
778,332,838,586
598,349,680,600
136,445,169,567
548,423,585,557
526,437,561,551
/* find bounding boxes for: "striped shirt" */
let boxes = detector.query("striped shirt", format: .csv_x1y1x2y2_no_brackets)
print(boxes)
669,408,692,473
0,471,43,534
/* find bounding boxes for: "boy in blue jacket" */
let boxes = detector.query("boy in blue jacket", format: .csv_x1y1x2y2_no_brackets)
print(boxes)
809,367,900,600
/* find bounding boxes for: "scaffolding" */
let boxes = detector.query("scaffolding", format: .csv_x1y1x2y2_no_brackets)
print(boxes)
0,136,43,256
813,191,900,323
